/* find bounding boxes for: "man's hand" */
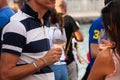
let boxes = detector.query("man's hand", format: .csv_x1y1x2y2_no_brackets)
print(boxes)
42,48,62,66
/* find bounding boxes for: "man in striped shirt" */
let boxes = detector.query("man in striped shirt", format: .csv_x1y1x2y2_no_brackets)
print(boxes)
0,0,62,80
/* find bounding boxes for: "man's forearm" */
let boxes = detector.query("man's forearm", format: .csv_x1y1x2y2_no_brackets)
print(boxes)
0,59,45,80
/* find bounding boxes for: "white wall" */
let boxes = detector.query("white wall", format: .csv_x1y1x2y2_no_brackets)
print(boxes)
66,0,104,13
65,0,105,20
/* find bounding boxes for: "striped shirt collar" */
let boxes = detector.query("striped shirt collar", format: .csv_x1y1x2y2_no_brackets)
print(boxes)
21,3,51,26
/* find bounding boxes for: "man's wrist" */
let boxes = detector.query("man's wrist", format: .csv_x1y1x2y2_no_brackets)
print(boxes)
32,58,47,72
32,61,40,71
39,58,47,66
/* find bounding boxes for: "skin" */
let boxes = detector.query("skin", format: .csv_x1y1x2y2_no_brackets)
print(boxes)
0,0,8,8
0,0,62,80
90,43,101,58
91,39,114,59
88,49,115,80
74,30,83,42
55,0,67,14
13,0,24,9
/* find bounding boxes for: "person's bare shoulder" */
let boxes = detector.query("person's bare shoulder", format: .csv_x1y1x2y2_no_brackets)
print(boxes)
88,49,113,80
98,49,112,62
97,49,114,74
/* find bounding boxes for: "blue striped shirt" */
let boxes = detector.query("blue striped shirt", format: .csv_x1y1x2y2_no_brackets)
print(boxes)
1,3,54,80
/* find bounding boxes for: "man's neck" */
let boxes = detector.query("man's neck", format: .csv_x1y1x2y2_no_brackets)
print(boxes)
27,1,47,20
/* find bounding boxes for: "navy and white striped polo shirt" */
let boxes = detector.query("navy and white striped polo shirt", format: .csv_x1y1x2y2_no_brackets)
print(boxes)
1,3,54,80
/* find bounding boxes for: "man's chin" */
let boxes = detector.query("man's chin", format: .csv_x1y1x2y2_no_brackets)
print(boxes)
48,5,55,9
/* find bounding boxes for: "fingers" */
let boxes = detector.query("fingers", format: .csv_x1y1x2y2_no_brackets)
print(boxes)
51,48,62,62
55,55,61,62
100,39,116,49
42,48,62,65
52,48,62,55
101,39,108,44
52,51,61,61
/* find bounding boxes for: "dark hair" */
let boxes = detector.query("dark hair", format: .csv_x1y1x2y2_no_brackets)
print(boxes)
26,0,30,2
102,0,120,54
50,9,58,24
50,9,64,28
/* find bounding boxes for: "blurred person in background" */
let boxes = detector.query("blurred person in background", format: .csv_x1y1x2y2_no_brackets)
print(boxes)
72,21,86,79
0,0,15,52
0,0,62,80
13,0,25,9
72,36,86,79
72,37,85,65
49,9,68,80
88,0,120,79
55,0,83,80
8,3,19,13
